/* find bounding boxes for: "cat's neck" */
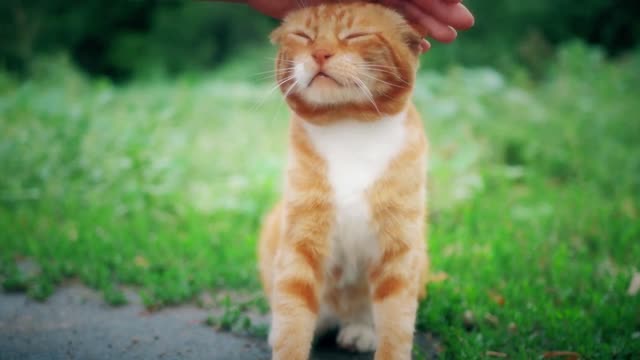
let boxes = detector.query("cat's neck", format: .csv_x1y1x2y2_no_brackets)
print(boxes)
296,107,409,128
296,108,409,203
288,93,413,126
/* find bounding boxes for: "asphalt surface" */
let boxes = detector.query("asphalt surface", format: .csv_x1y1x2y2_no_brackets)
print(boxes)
0,286,437,360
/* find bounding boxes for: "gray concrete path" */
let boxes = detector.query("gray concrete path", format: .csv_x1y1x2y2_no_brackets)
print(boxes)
0,287,437,360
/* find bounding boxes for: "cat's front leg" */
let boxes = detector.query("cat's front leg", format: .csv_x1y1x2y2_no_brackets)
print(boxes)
269,243,323,360
370,248,422,360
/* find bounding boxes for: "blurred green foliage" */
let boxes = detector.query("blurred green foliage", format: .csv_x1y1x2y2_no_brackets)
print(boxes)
1,0,639,79
445,0,640,76
0,1,276,79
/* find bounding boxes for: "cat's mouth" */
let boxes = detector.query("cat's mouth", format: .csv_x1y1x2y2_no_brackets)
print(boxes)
309,71,341,87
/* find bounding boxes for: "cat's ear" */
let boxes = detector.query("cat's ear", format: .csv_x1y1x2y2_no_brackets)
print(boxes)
402,28,423,56
270,26,285,45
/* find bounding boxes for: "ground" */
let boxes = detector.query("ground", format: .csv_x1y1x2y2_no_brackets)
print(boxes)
0,286,440,359
1,43,640,358
0,286,269,360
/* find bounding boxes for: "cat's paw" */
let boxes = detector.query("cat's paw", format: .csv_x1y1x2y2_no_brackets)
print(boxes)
336,323,377,352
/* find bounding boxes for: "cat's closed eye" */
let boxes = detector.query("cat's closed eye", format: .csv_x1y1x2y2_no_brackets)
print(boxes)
343,32,374,41
291,31,313,42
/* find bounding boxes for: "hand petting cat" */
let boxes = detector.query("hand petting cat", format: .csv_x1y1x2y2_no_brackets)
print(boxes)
236,0,475,52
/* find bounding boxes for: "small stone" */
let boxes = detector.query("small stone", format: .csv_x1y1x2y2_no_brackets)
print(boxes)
463,310,476,331
486,351,508,358
198,292,215,308
627,272,640,296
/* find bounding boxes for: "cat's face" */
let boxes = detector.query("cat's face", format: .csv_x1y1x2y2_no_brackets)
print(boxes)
271,3,421,120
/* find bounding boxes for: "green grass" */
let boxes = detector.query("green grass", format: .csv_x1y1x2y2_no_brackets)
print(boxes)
1,43,639,357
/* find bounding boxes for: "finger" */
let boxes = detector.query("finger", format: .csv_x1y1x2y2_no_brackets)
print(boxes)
380,0,429,36
420,13,458,43
420,39,431,53
377,0,435,54
412,0,474,30
381,0,457,42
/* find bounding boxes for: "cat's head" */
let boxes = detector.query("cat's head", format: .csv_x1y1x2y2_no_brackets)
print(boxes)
270,2,422,122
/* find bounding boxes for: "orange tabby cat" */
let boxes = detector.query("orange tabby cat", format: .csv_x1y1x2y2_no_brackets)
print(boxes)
258,3,428,360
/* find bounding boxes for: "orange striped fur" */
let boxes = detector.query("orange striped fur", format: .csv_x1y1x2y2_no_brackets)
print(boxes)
259,3,428,359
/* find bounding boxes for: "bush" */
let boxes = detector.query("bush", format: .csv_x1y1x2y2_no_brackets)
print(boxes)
0,1,274,79
1,0,638,78
108,2,275,78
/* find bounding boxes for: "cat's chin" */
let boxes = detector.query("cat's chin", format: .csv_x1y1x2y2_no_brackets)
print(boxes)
294,86,373,108
309,73,340,87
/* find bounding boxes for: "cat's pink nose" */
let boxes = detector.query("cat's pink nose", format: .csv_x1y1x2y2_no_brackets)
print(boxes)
312,49,334,66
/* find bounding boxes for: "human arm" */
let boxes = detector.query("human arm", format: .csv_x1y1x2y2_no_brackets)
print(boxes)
214,0,474,51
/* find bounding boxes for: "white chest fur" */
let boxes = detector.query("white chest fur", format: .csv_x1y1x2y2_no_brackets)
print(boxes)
302,112,408,286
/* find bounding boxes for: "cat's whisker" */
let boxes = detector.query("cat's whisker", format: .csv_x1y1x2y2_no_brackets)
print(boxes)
348,74,381,116
342,69,396,102
283,79,299,98
354,63,405,74
251,68,294,81
266,57,296,64
251,67,293,76
371,72,410,86
251,75,297,111
355,65,411,86
354,63,398,70
254,74,279,81
270,75,297,92
355,65,396,69
252,73,290,82
355,65,400,73
254,75,282,82
355,71,408,89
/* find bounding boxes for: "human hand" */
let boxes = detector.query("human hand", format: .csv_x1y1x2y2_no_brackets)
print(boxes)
376,0,474,51
245,0,474,52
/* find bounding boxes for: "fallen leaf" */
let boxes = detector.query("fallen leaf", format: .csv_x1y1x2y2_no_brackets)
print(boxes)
543,351,580,359
134,255,149,269
442,243,463,257
486,351,507,358
429,272,449,283
488,290,506,306
627,272,640,296
621,197,637,219
67,225,78,242
484,313,499,326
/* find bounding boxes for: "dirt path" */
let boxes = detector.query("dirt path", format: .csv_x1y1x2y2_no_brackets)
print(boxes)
0,287,437,359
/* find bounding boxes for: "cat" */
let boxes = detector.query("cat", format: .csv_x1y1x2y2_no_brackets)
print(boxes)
258,2,428,360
